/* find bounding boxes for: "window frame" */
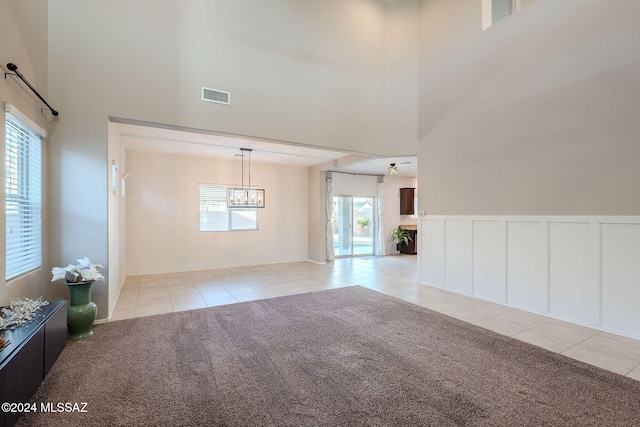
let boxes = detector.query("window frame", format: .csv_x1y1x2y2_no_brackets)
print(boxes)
4,104,45,281
482,0,537,30
199,184,259,232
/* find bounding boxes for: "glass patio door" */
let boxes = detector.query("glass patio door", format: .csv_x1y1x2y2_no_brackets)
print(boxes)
332,196,375,257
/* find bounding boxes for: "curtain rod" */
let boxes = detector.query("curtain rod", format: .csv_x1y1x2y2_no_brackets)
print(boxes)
5,63,59,116
328,170,383,178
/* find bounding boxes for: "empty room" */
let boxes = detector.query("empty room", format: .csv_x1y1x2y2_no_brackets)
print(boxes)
2,0,640,425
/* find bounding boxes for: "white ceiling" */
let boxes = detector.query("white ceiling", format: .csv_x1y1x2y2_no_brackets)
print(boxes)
116,122,417,177
337,156,417,177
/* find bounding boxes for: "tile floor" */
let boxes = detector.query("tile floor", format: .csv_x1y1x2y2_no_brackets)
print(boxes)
111,255,640,381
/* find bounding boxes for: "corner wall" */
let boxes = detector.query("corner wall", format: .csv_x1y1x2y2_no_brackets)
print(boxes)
107,122,126,318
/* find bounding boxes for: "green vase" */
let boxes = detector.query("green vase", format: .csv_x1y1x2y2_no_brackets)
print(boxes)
67,280,98,339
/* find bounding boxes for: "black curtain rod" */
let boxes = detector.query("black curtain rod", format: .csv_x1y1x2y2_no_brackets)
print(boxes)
5,63,59,116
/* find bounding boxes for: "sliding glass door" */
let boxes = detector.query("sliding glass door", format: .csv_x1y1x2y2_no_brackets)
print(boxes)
332,196,375,257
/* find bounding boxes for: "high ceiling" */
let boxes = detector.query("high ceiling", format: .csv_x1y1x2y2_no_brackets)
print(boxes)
117,123,417,177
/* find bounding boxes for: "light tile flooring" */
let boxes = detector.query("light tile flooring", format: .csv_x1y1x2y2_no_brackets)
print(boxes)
111,255,640,381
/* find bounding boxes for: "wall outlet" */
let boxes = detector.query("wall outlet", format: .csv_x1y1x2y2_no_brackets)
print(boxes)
480,271,487,280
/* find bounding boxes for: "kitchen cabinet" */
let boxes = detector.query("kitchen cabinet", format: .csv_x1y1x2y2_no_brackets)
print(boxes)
400,188,415,215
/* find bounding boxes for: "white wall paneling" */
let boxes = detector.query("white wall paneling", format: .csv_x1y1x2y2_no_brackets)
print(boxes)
419,219,445,288
548,222,590,323
444,220,472,294
600,223,640,338
472,221,506,303
506,221,541,311
418,216,640,340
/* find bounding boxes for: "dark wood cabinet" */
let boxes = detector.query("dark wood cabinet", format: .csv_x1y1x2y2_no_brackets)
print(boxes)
43,305,67,375
400,188,415,215
0,300,66,427
399,229,417,255
3,328,44,427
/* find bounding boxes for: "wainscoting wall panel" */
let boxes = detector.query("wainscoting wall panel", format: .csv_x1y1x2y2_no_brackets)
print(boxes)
472,221,506,302
506,221,541,312
418,216,640,340
420,219,445,287
444,221,472,294
600,223,640,338
548,222,590,323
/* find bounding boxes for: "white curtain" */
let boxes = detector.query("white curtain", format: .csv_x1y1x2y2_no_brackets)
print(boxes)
325,172,335,261
376,176,385,256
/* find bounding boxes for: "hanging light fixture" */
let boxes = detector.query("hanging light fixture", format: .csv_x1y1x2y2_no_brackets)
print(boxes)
388,163,398,175
227,148,266,208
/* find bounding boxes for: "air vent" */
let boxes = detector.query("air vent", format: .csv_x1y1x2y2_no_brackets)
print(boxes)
201,87,230,105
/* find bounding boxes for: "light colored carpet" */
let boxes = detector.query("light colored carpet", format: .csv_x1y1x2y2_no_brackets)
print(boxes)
17,286,640,426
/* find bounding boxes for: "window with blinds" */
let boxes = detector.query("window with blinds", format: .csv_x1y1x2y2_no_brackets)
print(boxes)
5,111,43,280
199,185,258,231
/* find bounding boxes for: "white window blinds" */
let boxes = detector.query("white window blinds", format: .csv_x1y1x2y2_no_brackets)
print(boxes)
199,185,258,232
5,109,43,280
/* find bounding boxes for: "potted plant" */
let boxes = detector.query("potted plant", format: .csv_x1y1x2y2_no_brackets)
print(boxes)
389,225,412,254
356,217,370,236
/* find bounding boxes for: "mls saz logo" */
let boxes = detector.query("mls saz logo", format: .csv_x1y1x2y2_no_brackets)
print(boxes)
40,402,89,413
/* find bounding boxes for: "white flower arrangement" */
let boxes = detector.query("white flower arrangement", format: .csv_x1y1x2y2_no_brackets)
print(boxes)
51,257,105,283
0,297,49,331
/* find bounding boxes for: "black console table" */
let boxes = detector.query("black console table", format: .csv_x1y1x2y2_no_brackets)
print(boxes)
0,300,67,427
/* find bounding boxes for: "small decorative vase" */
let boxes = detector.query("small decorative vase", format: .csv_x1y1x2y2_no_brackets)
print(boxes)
66,280,98,339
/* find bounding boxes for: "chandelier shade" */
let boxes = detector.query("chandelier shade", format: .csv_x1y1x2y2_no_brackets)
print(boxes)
227,148,266,209
227,188,265,208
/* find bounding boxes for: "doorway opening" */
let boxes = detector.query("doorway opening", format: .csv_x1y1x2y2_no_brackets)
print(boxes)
332,195,376,257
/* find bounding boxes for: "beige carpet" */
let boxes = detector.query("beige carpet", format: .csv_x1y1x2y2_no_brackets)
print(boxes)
16,286,640,426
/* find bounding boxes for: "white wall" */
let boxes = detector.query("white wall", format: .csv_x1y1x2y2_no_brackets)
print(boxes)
383,0,419,155
45,0,418,314
47,0,393,155
124,150,309,275
415,0,640,340
332,172,378,197
419,215,640,340
418,0,640,214
107,122,126,318
307,166,327,264
0,0,54,305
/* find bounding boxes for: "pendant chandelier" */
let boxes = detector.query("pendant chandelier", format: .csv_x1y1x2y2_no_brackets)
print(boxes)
388,163,398,175
227,148,265,208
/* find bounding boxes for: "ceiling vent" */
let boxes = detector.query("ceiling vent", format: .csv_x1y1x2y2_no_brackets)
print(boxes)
201,87,230,105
